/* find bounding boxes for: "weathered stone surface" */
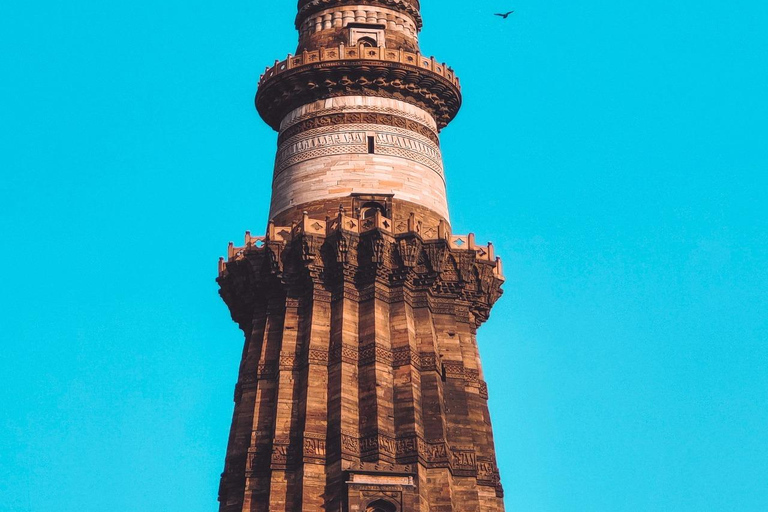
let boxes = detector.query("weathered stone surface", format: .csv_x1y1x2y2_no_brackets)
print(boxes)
218,2,506,510
219,213,505,511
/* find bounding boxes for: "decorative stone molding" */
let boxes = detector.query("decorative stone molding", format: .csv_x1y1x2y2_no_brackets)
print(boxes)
256,44,461,131
299,6,418,39
303,434,327,463
219,211,504,330
296,0,423,30
274,124,444,178
278,112,439,146
255,430,504,480
281,96,438,132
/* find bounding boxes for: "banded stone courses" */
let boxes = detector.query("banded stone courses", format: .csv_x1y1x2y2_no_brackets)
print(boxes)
217,1,506,510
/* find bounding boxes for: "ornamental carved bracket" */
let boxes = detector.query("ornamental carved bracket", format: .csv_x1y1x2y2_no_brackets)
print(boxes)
359,230,393,268
396,234,422,268
219,213,504,326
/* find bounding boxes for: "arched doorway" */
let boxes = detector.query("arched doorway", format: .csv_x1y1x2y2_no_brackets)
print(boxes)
360,201,386,219
365,499,397,512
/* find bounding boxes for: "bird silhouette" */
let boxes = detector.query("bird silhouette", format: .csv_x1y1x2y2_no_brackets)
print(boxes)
494,11,514,18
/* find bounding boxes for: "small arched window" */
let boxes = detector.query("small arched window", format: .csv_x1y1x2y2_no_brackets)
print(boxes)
361,201,385,219
357,36,377,48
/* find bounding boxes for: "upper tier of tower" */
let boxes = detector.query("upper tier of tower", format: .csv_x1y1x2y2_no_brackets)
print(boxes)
257,0,460,132
295,0,422,52
254,0,461,230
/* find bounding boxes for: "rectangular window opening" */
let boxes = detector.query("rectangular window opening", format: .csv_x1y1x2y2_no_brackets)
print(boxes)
367,136,375,154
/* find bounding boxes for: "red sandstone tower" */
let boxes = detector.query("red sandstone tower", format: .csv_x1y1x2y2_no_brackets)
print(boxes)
217,1,506,510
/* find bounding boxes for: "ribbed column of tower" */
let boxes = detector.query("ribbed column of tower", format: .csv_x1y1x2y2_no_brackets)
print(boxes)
217,1,506,511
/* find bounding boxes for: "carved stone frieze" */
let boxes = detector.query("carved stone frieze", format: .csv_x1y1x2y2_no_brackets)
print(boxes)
419,352,440,373
391,346,420,368
278,352,299,372
256,362,278,380
220,225,503,330
307,348,329,365
443,361,465,380
271,438,301,468
450,448,477,477
421,439,449,467
359,343,394,366
278,112,439,146
328,342,359,365
283,103,436,133
303,434,327,463
476,457,499,488
395,434,419,460
479,380,489,400
464,368,480,385
341,433,361,456
360,433,397,458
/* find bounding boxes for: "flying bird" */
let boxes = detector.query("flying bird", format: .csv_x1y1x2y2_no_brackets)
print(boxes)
495,11,515,18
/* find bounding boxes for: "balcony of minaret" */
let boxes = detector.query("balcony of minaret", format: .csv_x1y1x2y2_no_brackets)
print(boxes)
219,209,505,327
256,44,460,130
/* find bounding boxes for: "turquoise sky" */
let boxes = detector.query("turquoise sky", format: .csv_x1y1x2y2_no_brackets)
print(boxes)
1,1,766,511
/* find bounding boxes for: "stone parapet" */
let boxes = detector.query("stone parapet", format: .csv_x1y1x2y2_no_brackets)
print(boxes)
222,211,502,273
268,196,450,239
280,96,438,133
297,4,420,53
259,45,459,91
296,0,423,31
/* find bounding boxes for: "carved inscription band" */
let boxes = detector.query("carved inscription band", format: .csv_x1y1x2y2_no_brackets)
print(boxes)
274,126,444,177
247,348,489,399
254,431,498,484
278,112,439,146
281,98,438,132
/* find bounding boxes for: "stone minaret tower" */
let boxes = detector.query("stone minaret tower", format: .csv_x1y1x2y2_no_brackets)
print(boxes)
217,1,506,511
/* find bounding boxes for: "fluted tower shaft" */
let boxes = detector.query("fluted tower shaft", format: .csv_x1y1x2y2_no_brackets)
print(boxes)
217,2,506,511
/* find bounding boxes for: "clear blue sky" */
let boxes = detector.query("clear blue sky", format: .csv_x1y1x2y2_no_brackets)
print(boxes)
1,1,766,511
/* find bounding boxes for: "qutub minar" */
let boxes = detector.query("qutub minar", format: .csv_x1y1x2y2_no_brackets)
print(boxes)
217,1,506,510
